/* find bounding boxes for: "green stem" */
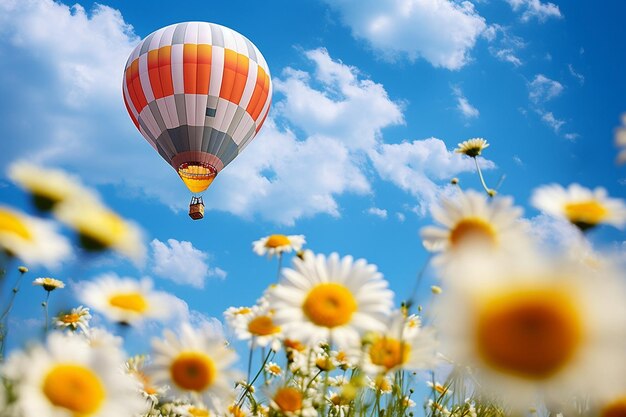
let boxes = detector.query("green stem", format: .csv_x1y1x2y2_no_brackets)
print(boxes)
473,157,492,196
44,291,50,335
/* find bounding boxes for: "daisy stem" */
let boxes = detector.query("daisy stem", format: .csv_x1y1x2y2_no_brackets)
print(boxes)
237,349,274,406
43,291,50,335
0,268,27,322
277,253,283,281
473,157,492,196
405,253,432,314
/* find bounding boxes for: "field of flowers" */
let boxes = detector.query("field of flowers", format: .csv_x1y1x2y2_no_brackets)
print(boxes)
0,137,625,417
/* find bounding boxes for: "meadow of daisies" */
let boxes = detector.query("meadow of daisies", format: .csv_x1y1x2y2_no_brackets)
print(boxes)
0,137,626,417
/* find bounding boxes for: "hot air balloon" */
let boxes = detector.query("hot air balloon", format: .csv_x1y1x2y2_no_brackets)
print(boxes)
122,22,272,220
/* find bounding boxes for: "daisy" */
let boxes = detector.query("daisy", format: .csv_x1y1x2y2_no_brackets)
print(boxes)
54,196,146,264
125,355,168,405
454,138,489,157
8,161,94,212
228,303,283,351
420,190,530,262
433,250,626,410
366,375,393,394
531,183,626,231
149,323,241,409
3,331,145,417
361,310,437,375
78,274,173,325
264,362,283,377
252,234,305,258
269,251,394,350
55,306,91,333
33,277,65,292
269,386,316,417
0,206,71,268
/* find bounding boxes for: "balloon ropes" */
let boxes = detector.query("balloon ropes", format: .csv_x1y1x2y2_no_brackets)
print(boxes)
122,22,272,219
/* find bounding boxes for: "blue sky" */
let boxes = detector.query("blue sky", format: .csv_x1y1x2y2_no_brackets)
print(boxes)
0,0,625,354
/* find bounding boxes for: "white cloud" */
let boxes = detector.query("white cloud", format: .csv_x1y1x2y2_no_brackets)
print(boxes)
564,133,580,141
150,239,226,288
0,0,187,210
539,111,565,133
506,0,563,22
523,214,580,251
206,48,404,225
490,48,522,66
321,0,487,70
568,64,585,85
513,155,524,166
396,212,406,222
451,86,479,119
369,138,495,213
528,74,564,103
367,207,388,219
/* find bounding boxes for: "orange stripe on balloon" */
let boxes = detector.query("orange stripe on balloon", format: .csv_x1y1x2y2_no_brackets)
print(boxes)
250,68,270,121
196,44,212,95
183,44,198,94
130,59,148,113
230,53,249,105
245,66,266,119
219,49,238,101
147,49,164,99
255,98,271,133
123,91,139,129
158,46,174,97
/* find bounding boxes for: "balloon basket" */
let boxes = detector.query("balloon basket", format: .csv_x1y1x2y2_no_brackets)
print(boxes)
189,196,205,220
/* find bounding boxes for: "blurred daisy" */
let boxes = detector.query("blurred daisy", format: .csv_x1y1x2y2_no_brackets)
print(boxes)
175,403,212,417
454,138,489,157
366,375,393,393
230,304,283,351
270,251,394,350
434,251,626,410
125,355,167,405
252,234,305,258
55,306,91,333
3,331,144,417
531,183,626,231
8,162,93,212
420,190,529,260
150,323,240,408
269,386,316,417
0,206,71,268
264,362,283,377
33,277,65,292
78,274,173,325
361,310,437,375
54,197,146,264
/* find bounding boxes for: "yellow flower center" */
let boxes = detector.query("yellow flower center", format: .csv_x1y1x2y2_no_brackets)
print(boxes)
449,217,497,247
302,283,357,328
274,387,303,412
42,364,105,414
189,407,210,417
0,209,32,240
108,292,148,313
601,397,626,417
564,200,608,227
229,404,246,417
61,313,81,324
284,339,306,351
475,287,582,380
248,315,281,336
369,337,410,370
267,364,282,375
78,209,127,250
265,234,291,248
170,352,216,391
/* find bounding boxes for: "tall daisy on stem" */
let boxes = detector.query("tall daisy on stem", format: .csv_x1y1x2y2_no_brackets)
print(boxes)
252,234,306,279
454,138,496,197
269,251,394,351
33,277,65,333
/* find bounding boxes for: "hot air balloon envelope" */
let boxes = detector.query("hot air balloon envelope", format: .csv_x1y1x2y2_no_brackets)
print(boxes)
122,22,272,195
